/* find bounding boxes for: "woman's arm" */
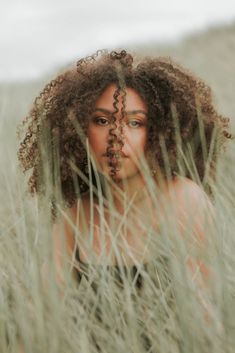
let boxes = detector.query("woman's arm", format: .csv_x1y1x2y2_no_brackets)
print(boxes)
173,177,215,281
53,213,76,287
41,208,77,297
168,177,216,323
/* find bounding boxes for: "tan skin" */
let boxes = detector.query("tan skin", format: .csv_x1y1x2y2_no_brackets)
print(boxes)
51,84,214,291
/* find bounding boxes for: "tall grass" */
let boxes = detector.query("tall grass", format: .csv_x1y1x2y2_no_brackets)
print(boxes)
0,81,235,353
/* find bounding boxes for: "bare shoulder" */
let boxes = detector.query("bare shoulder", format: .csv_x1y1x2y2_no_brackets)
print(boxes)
167,176,211,204
165,176,215,225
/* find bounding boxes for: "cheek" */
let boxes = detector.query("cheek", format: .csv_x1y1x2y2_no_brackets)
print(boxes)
130,131,147,154
87,127,106,154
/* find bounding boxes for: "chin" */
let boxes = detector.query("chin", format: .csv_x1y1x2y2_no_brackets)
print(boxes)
113,169,140,182
99,161,139,180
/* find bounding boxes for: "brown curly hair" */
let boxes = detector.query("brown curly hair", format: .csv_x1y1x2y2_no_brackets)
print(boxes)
17,49,233,218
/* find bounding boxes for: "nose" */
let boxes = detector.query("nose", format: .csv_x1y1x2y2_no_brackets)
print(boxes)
106,131,124,148
104,139,128,157
105,121,129,156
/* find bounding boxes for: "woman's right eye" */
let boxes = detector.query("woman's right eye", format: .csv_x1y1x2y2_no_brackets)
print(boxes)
93,117,109,126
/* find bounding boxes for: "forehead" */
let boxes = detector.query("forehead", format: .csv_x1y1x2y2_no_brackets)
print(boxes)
94,84,147,112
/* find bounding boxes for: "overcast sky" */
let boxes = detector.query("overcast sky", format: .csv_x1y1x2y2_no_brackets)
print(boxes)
1,0,235,81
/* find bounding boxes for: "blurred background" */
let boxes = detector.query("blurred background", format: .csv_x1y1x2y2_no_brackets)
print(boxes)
1,0,235,80
0,0,235,147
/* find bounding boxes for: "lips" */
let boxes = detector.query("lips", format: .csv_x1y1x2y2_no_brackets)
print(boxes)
103,151,128,158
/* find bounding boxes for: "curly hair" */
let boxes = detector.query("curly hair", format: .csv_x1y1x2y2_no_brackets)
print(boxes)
17,49,233,218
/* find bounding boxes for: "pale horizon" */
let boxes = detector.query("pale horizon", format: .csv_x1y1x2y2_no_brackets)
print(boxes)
1,0,235,81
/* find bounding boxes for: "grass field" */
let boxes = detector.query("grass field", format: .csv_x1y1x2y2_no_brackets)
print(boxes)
0,23,235,353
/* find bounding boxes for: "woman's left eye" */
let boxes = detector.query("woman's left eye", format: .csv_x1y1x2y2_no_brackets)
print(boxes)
128,120,142,128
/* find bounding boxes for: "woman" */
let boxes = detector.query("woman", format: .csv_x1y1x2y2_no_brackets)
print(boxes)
17,49,232,349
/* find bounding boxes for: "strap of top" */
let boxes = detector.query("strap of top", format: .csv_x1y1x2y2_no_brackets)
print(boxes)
75,246,84,265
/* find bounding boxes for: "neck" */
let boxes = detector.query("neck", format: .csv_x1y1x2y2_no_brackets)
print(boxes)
100,171,152,214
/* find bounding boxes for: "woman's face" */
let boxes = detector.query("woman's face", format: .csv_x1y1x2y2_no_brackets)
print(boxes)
87,83,148,180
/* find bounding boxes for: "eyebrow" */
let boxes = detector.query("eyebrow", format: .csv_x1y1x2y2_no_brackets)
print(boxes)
93,108,147,116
